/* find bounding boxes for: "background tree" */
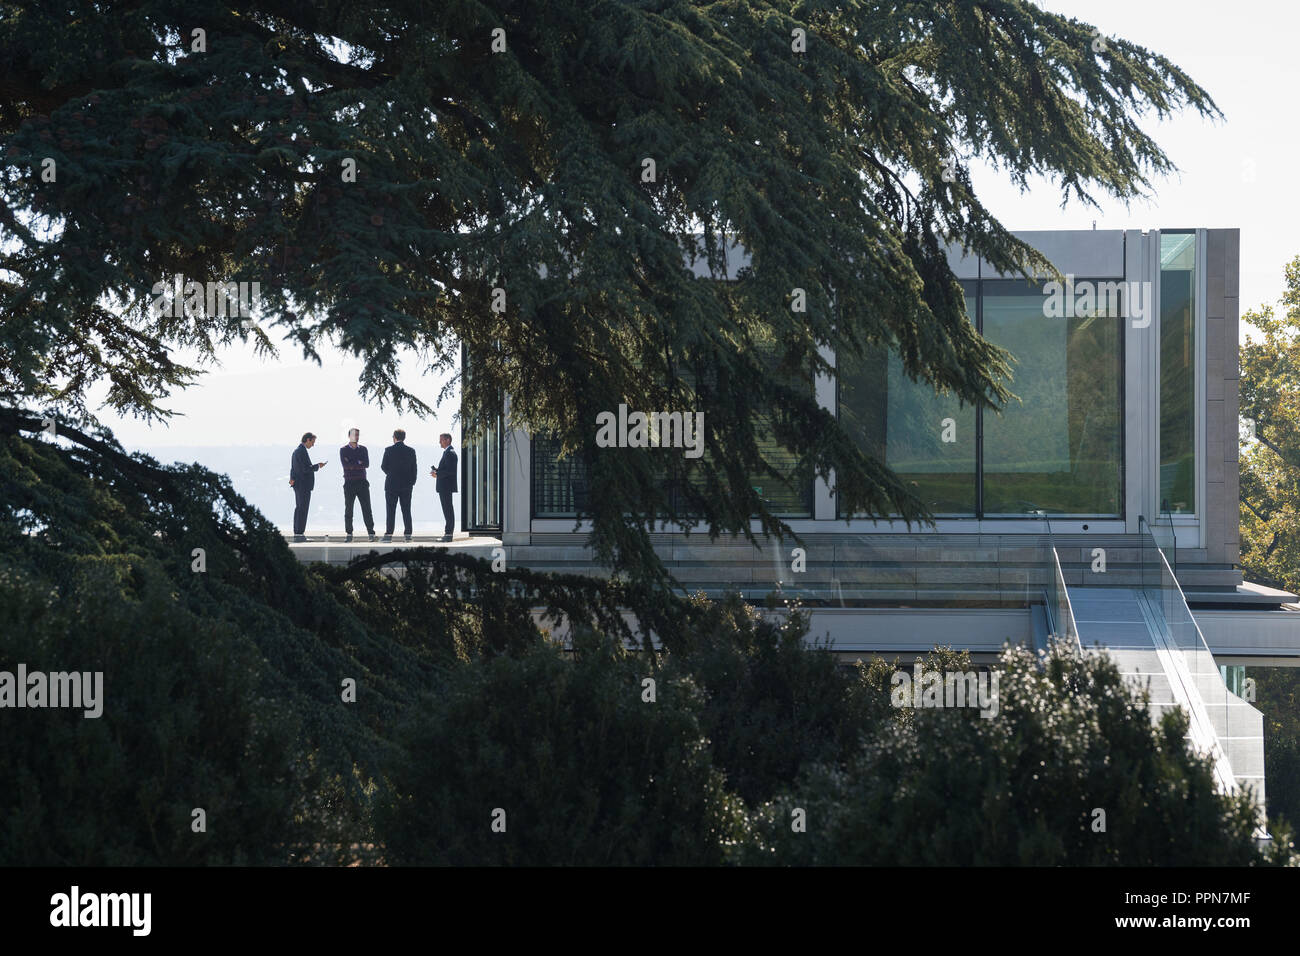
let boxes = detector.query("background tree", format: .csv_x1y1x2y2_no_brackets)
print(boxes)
1237,253,1300,838
1240,256,1300,590
0,0,1218,579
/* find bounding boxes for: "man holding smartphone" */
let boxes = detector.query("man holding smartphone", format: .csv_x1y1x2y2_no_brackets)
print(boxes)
430,432,457,543
289,431,327,542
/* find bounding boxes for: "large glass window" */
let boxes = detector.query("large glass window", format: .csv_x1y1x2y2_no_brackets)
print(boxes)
981,280,1123,516
460,344,503,532
529,356,814,519
463,419,501,531
1160,232,1196,514
838,284,978,514
839,278,1123,518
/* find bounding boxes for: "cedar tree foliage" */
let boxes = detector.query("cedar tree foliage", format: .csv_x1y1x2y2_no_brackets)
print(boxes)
0,1,1219,580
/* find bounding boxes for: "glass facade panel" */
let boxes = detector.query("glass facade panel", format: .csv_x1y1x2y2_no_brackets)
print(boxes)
529,365,814,519
1160,232,1197,514
525,264,1145,522
732,348,815,516
530,424,813,518
740,416,813,517
460,344,503,532
840,279,1123,518
981,279,1123,516
463,417,501,531
838,285,978,515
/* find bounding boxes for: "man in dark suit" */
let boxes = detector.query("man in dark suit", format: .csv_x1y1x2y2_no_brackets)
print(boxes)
430,432,458,543
289,432,327,542
380,428,417,543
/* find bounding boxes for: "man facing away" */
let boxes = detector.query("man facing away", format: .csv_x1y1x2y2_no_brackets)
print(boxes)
340,427,377,543
430,432,458,543
380,428,417,543
289,431,327,542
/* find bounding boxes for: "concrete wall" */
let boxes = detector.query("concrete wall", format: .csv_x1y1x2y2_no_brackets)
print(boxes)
1205,229,1241,575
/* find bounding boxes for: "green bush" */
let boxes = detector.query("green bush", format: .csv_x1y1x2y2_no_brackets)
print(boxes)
0,418,447,863
0,557,333,864
734,642,1268,865
661,594,884,806
375,630,745,865
1254,667,1300,834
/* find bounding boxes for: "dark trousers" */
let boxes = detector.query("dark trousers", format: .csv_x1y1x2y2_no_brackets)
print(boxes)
343,478,375,534
292,485,312,535
385,487,413,536
439,490,455,536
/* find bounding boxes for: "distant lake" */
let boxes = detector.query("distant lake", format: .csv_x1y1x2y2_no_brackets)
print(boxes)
140,445,457,535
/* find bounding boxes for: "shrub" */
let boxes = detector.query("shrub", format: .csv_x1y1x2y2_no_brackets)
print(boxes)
734,642,1268,865
661,594,884,806
0,417,447,863
375,629,745,865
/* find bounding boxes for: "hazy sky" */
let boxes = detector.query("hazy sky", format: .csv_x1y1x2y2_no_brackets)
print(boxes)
93,0,1297,453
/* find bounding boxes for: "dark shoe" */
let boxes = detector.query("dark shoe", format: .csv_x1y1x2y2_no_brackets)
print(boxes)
368,532,377,542
440,534,453,543
404,534,412,542
293,535,306,543
345,534,353,543
382,534,392,543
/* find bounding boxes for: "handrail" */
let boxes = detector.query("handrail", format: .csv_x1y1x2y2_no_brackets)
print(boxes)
1159,500,1178,578
1138,514,1236,792
1049,543,1082,651
1035,510,1081,651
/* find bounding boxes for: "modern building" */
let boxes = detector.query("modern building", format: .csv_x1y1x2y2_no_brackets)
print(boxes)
452,227,1300,818
292,226,1299,819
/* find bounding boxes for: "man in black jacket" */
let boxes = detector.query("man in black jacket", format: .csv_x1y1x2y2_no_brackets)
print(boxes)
430,432,458,543
340,427,376,543
289,432,327,542
380,429,417,543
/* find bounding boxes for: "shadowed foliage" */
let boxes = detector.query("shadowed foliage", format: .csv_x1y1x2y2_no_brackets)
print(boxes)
732,642,1274,865
375,629,747,865
0,410,678,862
0,0,1219,581
2,412,1285,865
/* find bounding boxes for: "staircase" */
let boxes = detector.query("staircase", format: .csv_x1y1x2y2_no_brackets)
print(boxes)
1055,520,1266,826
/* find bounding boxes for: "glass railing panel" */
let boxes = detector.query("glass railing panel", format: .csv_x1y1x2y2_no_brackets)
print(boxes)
1162,510,1177,577
1049,543,1080,650
1139,515,1232,785
1148,508,1177,577
769,530,1078,652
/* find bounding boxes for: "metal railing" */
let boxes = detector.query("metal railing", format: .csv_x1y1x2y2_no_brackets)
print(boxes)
757,516,1080,655
1138,515,1235,791
1045,538,1081,651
